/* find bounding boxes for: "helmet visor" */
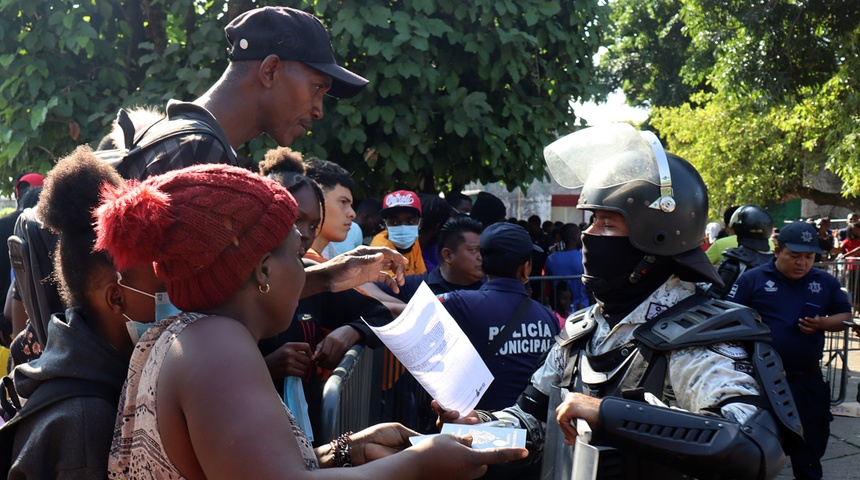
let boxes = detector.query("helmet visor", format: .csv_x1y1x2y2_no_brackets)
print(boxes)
543,123,662,190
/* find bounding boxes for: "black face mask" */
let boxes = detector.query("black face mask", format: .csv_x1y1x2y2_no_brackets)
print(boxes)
581,234,674,322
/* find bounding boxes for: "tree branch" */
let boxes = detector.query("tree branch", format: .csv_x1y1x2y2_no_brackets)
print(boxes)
785,185,860,211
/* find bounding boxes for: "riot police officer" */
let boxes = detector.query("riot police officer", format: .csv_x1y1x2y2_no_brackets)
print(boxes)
706,204,775,299
435,124,802,480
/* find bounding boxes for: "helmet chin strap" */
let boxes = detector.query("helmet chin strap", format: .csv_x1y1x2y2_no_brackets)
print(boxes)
629,255,658,284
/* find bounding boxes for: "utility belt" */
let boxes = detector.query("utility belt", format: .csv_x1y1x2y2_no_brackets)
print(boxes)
784,366,821,383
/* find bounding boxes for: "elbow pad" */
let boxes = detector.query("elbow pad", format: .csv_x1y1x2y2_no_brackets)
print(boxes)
516,384,550,423
595,397,787,480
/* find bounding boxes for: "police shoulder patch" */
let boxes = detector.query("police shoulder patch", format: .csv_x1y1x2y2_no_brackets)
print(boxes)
708,341,748,360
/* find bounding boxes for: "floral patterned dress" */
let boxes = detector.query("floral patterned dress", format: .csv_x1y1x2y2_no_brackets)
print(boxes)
107,312,318,478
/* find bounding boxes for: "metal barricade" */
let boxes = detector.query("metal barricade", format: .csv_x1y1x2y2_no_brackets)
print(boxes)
814,261,860,405
319,344,375,443
527,274,587,310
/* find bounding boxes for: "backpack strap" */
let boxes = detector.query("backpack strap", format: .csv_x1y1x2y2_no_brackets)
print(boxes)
110,102,232,179
115,108,137,150
7,209,62,348
480,295,533,361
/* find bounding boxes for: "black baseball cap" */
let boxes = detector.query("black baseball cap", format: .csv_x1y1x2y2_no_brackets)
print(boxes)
225,7,368,99
480,223,542,268
778,221,822,254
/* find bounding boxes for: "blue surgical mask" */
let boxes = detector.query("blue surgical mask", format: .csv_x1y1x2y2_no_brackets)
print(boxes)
387,225,419,250
123,317,151,344
284,376,314,442
154,292,181,322
117,272,181,343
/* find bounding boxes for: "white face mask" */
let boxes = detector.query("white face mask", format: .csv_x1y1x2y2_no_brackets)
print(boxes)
117,272,181,343
387,225,419,250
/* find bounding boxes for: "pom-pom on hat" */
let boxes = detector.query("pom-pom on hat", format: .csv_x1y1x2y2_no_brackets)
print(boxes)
95,164,298,312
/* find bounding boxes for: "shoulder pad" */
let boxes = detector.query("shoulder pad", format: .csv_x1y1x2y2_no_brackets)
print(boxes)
722,246,773,265
557,307,596,346
635,298,771,351
721,246,757,263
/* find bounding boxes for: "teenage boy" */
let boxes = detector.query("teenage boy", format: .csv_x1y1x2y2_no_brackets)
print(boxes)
371,190,426,275
304,158,356,261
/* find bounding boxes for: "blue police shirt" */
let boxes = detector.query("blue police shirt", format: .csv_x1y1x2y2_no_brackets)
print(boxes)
438,278,560,410
728,259,850,372
375,267,484,301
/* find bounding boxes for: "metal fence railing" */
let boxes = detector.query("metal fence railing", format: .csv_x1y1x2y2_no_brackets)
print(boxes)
813,261,860,405
319,344,375,443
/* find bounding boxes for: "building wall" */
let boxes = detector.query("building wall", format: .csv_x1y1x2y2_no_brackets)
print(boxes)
466,176,585,224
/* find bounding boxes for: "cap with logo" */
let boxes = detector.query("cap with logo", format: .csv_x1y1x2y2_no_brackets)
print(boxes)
225,7,368,99
381,190,422,218
777,221,822,254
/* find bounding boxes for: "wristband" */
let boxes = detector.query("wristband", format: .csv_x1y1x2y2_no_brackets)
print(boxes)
331,431,353,467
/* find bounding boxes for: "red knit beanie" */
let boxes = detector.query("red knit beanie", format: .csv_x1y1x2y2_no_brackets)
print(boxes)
94,164,298,312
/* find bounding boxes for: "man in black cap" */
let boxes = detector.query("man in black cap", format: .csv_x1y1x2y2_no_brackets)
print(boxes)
123,6,368,180
728,220,852,480
437,222,559,412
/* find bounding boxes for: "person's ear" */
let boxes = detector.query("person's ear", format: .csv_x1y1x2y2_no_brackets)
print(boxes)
441,247,454,264
254,253,272,288
517,260,533,282
105,282,125,315
258,55,281,87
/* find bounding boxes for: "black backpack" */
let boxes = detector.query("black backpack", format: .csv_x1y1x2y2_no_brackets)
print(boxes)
96,107,231,180
7,208,61,348
5,106,231,352
0,376,119,473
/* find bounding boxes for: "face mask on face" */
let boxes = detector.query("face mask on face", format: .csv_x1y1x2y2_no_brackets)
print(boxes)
581,234,674,320
117,272,181,343
387,225,419,250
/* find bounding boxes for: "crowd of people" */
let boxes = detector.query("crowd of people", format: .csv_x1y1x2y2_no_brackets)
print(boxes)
0,5,856,480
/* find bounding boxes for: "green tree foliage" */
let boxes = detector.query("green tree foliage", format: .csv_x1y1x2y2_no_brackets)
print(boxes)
596,0,703,108
603,0,860,214
0,0,606,197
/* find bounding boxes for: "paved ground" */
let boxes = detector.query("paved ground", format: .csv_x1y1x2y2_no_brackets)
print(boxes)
777,334,860,479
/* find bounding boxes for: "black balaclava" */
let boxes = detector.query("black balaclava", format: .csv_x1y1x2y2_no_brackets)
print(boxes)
581,234,674,326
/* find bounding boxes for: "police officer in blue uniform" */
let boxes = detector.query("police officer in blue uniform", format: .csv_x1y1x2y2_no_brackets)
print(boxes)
728,220,852,480
439,222,560,411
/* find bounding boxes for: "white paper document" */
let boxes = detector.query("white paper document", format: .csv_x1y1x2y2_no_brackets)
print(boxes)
364,282,494,415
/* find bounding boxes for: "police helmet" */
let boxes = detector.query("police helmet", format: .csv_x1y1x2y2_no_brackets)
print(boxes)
544,124,707,256
544,124,721,285
729,205,773,240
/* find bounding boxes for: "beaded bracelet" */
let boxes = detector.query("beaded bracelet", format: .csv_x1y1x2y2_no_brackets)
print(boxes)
331,431,353,467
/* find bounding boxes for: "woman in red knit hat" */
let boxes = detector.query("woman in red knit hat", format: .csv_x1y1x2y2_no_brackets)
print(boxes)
96,164,524,479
